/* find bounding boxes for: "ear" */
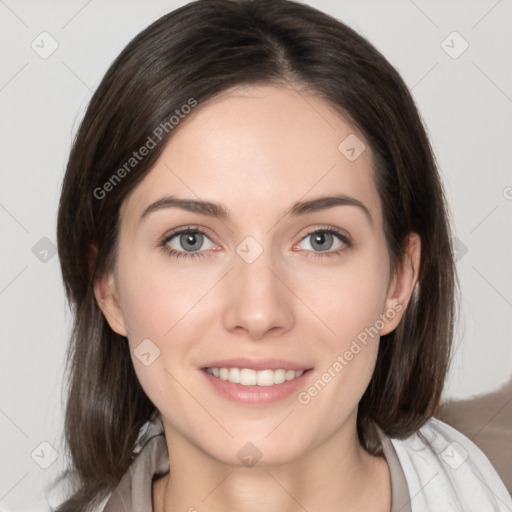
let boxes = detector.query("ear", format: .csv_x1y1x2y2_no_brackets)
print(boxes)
379,232,421,336
93,270,128,337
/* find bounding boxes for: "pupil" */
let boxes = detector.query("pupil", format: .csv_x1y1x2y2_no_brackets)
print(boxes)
311,232,332,251
181,233,202,251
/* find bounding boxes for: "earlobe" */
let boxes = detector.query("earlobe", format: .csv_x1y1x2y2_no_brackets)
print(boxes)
93,272,128,337
379,233,421,336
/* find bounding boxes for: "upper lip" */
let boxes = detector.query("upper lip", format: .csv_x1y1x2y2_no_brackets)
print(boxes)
201,357,312,371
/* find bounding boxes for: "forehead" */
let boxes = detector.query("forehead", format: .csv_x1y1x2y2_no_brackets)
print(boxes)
120,84,382,228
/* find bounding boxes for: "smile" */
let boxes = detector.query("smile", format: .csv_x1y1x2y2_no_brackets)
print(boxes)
205,367,305,386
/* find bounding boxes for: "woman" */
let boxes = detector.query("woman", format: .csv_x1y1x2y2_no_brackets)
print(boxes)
52,0,512,510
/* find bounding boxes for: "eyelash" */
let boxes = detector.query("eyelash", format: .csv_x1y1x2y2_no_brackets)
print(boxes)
158,225,352,261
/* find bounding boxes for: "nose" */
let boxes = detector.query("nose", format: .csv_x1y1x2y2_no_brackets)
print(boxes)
221,247,295,340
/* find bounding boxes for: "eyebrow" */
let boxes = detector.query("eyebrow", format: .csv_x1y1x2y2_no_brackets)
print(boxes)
139,194,373,226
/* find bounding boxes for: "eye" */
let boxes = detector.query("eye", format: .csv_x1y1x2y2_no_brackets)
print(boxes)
294,227,351,258
159,227,218,260
158,225,351,261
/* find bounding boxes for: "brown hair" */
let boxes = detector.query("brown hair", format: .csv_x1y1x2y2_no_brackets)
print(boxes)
54,0,456,509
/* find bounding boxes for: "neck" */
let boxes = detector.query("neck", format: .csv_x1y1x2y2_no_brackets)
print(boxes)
153,415,391,512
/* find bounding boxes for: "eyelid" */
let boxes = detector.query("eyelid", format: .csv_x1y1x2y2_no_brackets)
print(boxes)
158,224,351,246
297,224,352,245
158,224,216,246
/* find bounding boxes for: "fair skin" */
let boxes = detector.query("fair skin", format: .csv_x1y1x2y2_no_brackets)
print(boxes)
95,84,420,512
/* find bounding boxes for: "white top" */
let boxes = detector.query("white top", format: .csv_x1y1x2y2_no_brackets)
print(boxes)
389,417,512,511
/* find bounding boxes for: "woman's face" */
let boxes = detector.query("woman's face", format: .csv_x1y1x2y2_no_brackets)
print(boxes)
96,84,418,466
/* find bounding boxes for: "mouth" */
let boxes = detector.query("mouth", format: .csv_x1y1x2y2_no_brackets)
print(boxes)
203,367,309,387
199,358,313,404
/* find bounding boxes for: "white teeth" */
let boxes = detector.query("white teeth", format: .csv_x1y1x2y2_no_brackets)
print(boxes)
206,367,306,386
257,369,274,387
285,369,296,381
273,369,286,384
240,368,257,385
228,368,240,383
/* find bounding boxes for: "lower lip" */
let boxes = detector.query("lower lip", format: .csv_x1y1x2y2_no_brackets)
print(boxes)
201,369,313,405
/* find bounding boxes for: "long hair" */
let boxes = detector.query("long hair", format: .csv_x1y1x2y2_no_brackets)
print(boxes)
55,0,456,509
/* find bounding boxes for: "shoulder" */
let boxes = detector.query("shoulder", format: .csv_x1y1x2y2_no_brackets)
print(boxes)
389,417,512,511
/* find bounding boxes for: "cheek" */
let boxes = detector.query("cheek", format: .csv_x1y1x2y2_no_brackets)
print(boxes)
116,248,213,342
114,258,195,407
296,250,390,347
292,247,390,413
115,251,223,394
